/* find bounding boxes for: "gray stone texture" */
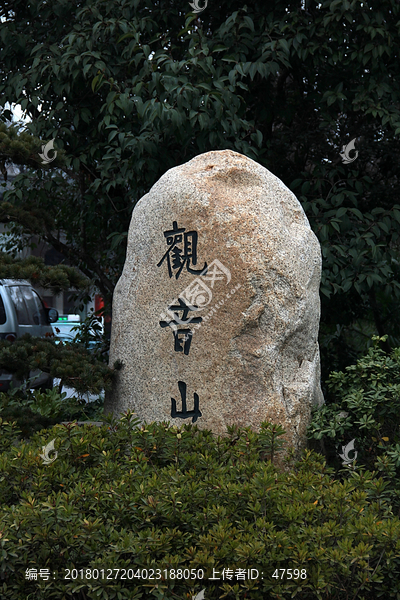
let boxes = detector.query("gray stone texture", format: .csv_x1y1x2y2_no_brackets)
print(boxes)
105,149,324,460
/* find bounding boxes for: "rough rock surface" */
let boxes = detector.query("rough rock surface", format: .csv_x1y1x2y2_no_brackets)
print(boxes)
105,149,324,460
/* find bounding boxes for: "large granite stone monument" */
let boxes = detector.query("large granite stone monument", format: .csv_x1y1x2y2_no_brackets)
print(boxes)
105,150,324,459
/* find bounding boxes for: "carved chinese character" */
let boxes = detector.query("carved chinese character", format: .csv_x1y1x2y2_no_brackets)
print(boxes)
157,220,208,279
159,297,202,355
171,380,202,423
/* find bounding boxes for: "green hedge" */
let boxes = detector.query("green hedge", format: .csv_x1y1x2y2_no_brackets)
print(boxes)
1,413,400,600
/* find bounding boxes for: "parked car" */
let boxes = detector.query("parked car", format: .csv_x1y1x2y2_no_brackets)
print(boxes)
0,279,58,391
52,314,82,338
53,332,75,345
52,314,105,355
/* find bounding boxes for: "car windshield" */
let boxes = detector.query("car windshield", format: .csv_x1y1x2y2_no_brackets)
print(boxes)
8,285,46,326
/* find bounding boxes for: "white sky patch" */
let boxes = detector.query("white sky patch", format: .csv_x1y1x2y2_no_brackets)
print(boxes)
4,102,31,124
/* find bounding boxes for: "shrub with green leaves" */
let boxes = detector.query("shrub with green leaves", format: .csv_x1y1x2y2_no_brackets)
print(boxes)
0,385,103,438
308,336,400,500
68,310,110,364
1,413,400,600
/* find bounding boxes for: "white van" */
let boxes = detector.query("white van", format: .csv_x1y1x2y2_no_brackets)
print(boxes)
0,279,58,391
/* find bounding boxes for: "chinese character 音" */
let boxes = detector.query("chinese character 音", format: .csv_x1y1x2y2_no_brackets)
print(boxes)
159,297,203,355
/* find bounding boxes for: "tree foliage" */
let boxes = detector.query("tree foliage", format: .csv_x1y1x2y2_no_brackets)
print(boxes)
0,251,88,294
0,334,118,394
0,0,400,371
